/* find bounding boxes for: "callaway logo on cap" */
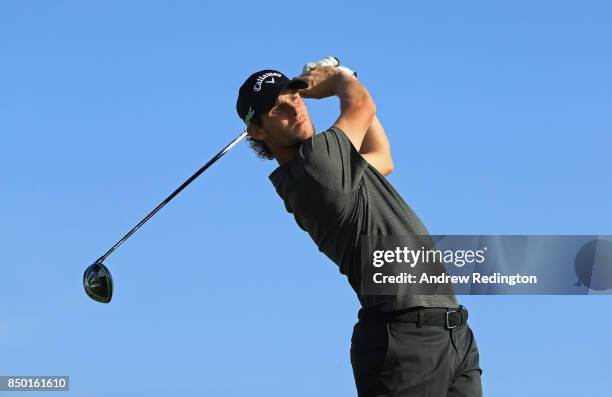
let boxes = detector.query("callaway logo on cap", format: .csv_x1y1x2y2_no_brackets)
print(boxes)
253,72,282,92
236,70,308,126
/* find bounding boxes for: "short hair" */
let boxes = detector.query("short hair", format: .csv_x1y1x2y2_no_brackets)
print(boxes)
247,113,274,160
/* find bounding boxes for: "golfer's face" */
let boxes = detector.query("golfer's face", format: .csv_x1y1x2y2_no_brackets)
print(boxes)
261,90,315,146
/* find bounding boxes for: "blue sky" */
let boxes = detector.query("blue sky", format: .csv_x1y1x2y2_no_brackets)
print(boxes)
1,1,611,396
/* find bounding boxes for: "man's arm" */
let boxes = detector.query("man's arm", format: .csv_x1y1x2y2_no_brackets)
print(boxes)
359,115,394,176
331,71,376,151
296,67,392,175
296,67,375,151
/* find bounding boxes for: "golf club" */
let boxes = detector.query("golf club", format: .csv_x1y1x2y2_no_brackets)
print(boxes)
83,130,247,303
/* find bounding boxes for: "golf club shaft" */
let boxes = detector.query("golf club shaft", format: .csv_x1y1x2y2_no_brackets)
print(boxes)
96,130,247,263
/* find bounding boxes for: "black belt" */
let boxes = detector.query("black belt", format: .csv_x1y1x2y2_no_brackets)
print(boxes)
358,305,469,330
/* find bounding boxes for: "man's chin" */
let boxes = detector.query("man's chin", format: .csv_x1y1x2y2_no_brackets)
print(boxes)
279,122,314,147
299,122,316,139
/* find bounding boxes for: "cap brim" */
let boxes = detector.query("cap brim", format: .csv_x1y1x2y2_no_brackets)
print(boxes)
282,79,309,91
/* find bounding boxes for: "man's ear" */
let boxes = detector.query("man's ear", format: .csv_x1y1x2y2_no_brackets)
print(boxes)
247,123,265,141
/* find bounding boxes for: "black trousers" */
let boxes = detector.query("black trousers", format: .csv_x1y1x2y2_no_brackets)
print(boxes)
351,308,482,397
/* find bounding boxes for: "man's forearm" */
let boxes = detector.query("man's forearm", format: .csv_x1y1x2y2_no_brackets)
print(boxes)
325,69,376,150
331,72,392,173
332,71,375,117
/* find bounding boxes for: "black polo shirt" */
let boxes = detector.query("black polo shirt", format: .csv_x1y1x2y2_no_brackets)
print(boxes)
270,126,457,311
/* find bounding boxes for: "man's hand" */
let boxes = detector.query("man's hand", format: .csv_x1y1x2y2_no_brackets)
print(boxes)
293,66,351,99
295,57,357,99
302,56,357,78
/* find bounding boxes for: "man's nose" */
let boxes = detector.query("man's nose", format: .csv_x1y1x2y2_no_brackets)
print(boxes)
285,102,299,116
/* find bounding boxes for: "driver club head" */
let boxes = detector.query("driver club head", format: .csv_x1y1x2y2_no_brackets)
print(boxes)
83,260,113,303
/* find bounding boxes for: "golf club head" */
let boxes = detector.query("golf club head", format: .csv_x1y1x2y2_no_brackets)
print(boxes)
83,260,113,303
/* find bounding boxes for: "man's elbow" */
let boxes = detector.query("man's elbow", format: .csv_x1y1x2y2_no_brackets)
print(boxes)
381,158,394,176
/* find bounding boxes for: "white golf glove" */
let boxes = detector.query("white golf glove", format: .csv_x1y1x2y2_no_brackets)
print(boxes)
302,56,357,78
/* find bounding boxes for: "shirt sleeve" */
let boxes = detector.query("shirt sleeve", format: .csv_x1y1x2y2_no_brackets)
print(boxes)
298,126,369,192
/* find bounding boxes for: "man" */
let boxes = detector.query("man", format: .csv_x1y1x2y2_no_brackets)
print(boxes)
236,64,482,396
